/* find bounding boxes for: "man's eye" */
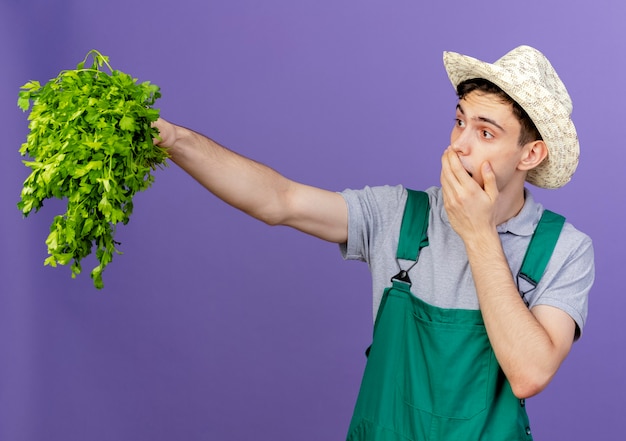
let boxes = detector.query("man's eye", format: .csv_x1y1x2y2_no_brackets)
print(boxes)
482,130,494,139
455,118,465,128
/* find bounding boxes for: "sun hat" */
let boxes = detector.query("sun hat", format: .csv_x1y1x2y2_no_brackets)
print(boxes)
443,45,579,189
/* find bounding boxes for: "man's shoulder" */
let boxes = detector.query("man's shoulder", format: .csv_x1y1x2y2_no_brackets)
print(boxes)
558,219,593,251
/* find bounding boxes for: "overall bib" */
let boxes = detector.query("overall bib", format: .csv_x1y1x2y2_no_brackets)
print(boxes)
347,190,565,441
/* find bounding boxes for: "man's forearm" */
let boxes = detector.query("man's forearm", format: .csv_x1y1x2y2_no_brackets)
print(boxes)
464,231,567,398
159,121,294,225
154,119,349,243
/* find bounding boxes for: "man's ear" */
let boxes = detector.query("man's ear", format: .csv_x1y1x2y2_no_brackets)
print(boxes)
518,140,548,171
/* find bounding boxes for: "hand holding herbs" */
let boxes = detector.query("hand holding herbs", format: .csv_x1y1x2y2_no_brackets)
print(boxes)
17,50,168,289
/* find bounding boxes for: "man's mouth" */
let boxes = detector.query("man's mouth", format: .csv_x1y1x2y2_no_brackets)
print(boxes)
457,156,473,178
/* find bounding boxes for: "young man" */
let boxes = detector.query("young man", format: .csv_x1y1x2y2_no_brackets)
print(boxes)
154,46,594,440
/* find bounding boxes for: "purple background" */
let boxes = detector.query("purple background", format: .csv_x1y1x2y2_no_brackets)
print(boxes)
1,1,623,440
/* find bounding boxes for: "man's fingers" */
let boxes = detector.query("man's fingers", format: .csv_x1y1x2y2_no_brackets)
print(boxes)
481,161,499,201
441,148,475,192
440,149,459,195
152,118,174,147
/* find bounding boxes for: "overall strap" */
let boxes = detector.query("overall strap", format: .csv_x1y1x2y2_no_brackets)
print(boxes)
396,189,430,261
368,189,430,351
392,189,430,285
517,209,565,303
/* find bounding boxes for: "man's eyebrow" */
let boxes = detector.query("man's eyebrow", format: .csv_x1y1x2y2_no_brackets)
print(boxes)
456,103,506,132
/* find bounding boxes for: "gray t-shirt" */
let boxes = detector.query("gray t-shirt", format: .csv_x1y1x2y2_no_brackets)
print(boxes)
340,185,594,336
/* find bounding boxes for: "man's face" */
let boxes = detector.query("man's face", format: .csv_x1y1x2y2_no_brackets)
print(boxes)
449,91,527,191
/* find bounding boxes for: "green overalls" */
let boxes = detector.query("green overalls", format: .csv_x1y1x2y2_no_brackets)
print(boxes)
347,190,565,441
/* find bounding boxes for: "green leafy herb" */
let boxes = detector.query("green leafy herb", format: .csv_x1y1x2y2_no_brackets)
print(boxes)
17,49,167,289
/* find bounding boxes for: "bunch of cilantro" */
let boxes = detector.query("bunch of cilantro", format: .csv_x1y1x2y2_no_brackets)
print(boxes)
17,50,167,289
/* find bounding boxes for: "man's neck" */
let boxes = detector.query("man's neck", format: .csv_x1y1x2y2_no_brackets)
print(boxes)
494,186,527,226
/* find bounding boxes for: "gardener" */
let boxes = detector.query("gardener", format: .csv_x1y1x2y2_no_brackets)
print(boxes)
154,45,594,440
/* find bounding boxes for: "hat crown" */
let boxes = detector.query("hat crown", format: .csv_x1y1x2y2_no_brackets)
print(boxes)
495,45,573,115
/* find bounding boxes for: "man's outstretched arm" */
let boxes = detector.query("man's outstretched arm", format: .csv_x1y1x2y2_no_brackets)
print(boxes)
155,118,349,243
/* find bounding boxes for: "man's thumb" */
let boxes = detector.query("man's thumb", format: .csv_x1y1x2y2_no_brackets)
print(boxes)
482,162,497,197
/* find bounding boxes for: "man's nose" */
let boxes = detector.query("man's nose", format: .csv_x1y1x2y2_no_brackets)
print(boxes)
451,131,471,155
